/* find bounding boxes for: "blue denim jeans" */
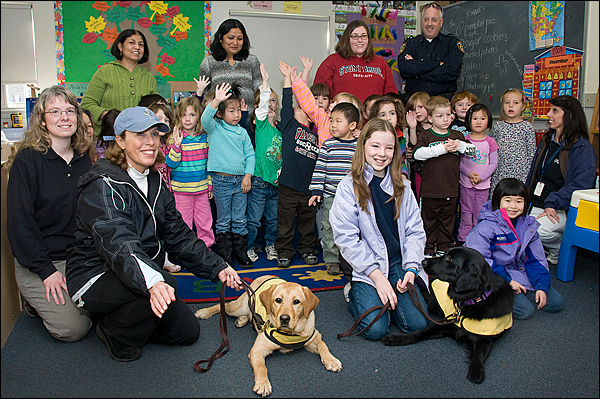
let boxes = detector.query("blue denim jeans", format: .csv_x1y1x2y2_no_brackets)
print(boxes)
246,176,278,249
212,174,248,235
512,286,564,320
348,254,429,340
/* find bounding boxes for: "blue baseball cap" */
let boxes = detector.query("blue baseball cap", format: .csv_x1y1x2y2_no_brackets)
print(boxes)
114,106,170,136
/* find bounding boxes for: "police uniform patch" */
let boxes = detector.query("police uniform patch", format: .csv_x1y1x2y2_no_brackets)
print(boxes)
457,41,465,53
399,42,406,53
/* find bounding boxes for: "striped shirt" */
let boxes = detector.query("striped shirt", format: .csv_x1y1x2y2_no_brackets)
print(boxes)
291,78,332,147
309,137,357,198
166,132,211,194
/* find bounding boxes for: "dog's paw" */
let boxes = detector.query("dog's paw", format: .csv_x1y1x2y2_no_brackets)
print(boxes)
194,308,213,319
323,356,342,372
467,365,485,384
253,379,272,397
381,333,411,346
235,315,250,327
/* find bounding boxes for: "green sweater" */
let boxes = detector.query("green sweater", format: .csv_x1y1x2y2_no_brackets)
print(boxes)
80,61,158,134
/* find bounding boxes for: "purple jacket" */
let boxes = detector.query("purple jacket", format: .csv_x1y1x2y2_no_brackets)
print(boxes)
465,201,551,292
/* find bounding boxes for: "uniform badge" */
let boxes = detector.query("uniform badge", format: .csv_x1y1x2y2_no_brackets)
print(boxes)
457,41,465,53
399,42,406,53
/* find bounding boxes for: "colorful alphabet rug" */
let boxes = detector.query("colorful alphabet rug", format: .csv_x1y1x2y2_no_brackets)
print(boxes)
173,251,346,303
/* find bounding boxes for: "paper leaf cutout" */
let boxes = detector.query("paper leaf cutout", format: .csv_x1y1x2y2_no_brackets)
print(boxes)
171,31,188,42
159,53,175,65
155,64,174,78
126,6,144,22
105,6,127,25
85,15,107,34
166,5,180,18
137,17,154,28
82,32,99,44
148,0,169,21
92,1,110,13
157,35,176,51
170,13,191,35
101,27,119,49
149,24,166,36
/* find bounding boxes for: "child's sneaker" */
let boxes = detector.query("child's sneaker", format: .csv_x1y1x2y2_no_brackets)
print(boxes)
326,262,342,275
277,257,290,268
300,252,318,265
343,282,351,303
265,245,278,261
247,248,259,262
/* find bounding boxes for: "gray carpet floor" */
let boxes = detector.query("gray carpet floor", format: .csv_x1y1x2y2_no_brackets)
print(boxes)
1,249,598,398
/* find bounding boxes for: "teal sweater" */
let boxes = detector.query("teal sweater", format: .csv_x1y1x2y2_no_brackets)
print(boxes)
201,104,255,176
81,61,158,133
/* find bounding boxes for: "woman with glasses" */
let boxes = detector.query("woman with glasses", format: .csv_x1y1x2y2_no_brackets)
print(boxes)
313,20,397,103
6,85,93,342
81,29,158,135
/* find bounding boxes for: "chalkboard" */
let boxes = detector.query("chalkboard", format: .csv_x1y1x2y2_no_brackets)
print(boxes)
441,1,586,116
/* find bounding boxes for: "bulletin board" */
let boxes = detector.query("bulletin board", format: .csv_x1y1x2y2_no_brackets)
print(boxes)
58,1,210,102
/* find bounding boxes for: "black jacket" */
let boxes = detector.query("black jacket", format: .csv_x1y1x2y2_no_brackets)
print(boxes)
66,159,228,298
398,32,464,98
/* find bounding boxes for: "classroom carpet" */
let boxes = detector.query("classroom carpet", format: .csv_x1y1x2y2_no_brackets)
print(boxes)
173,248,346,303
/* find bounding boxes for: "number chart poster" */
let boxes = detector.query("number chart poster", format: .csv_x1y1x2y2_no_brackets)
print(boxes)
59,1,210,94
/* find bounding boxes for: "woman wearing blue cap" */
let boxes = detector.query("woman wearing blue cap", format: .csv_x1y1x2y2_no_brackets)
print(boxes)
66,106,243,362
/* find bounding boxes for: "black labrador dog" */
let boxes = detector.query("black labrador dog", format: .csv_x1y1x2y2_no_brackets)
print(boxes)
382,247,514,384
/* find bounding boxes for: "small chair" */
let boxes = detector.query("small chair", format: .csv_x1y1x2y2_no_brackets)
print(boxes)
556,188,599,282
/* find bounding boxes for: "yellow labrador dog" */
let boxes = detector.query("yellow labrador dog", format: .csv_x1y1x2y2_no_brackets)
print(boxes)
195,275,342,397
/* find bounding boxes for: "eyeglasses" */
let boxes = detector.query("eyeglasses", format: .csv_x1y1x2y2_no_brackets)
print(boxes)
45,108,77,117
423,3,442,11
350,34,369,41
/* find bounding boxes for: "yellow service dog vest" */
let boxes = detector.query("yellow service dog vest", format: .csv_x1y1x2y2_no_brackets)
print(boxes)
251,277,314,350
431,280,513,336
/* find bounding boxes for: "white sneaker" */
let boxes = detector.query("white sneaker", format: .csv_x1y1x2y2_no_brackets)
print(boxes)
343,282,351,303
265,245,278,261
247,248,258,262
547,252,559,264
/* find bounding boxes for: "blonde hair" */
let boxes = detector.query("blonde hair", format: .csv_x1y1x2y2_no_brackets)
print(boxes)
333,92,363,128
351,118,405,218
425,96,452,116
174,96,204,135
5,85,91,171
499,88,532,122
250,87,279,131
406,91,431,112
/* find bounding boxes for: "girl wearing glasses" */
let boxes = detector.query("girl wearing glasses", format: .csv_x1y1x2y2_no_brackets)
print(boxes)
314,20,397,103
6,85,93,342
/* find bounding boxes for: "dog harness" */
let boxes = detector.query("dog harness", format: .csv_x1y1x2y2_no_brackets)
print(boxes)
431,280,513,336
250,277,315,350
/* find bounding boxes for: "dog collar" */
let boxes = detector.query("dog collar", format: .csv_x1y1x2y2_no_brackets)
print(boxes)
462,290,493,306
264,321,315,351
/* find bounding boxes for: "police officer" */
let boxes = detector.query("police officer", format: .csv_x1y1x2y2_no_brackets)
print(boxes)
398,2,465,104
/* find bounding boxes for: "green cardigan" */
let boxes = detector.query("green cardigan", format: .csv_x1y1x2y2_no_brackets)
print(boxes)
80,61,158,134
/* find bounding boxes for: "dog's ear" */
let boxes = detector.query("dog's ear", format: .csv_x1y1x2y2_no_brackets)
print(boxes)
302,286,319,318
259,285,277,315
454,258,479,294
